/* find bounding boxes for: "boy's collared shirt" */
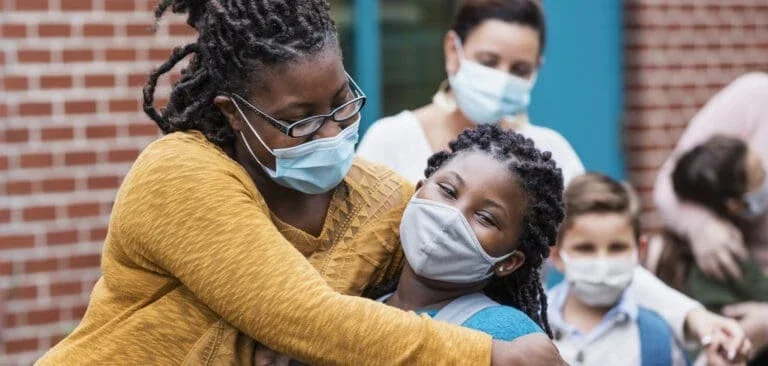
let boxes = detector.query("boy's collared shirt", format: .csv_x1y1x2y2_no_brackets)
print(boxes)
548,283,686,366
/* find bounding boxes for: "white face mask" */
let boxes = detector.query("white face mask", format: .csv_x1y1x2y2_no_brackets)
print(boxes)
560,251,637,307
744,177,768,218
400,197,514,284
448,36,536,125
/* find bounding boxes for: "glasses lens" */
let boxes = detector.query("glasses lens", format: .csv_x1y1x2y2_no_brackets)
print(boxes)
291,116,326,137
333,99,364,121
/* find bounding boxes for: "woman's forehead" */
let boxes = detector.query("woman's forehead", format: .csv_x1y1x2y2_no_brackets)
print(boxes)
248,48,345,105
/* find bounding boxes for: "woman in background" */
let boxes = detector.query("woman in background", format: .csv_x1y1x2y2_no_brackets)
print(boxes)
358,0,584,185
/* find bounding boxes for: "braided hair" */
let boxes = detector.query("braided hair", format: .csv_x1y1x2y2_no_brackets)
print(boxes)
424,125,564,337
143,0,337,148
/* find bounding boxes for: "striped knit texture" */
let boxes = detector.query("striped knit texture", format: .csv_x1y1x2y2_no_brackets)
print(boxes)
35,131,491,365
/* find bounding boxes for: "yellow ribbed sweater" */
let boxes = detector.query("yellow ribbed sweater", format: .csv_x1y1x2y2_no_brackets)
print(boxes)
36,131,491,365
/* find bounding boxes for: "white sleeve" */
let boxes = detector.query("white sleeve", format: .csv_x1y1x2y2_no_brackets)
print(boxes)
628,266,703,341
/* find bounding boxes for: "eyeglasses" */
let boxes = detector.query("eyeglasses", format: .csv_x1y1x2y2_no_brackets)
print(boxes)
232,73,366,138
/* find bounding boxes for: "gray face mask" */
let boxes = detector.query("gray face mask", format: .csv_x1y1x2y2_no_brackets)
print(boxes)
399,197,514,284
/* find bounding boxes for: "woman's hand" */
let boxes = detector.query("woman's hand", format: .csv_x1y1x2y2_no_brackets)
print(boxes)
491,334,566,366
723,302,768,353
688,216,748,282
686,308,753,364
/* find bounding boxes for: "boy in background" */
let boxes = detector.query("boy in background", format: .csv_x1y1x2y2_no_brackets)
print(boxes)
548,173,686,366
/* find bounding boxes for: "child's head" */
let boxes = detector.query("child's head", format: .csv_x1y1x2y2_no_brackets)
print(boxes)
673,135,768,222
552,173,643,307
401,125,564,335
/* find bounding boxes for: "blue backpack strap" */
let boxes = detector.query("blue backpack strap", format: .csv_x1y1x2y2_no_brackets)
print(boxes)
637,307,677,366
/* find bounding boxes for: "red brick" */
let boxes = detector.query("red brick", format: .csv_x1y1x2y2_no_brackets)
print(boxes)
16,0,49,10
0,209,10,223
71,304,88,318
12,285,39,300
83,23,114,37
84,74,115,87
27,309,60,325
128,73,147,87
108,148,140,162
49,333,68,347
4,312,20,328
65,151,97,165
68,254,101,269
65,100,97,114
4,128,30,143
41,127,74,141
85,125,117,138
62,49,94,63
50,281,82,296
0,155,8,170
67,202,101,218
60,0,92,10
128,123,158,136
38,23,71,37
42,177,76,192
0,234,35,250
149,47,174,61
126,23,152,36
106,48,136,61
169,23,195,36
19,102,53,116
47,229,79,246
5,180,33,195
4,338,38,354
1,24,27,38
22,206,56,221
20,153,54,168
0,261,12,275
4,75,29,90
87,175,120,190
17,49,51,63
90,227,108,241
104,0,135,11
40,75,73,89
109,99,139,112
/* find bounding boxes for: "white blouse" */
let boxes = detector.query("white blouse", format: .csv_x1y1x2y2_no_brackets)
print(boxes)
357,110,586,186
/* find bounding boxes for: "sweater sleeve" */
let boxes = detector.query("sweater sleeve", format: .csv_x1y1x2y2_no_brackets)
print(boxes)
113,140,492,366
628,267,702,342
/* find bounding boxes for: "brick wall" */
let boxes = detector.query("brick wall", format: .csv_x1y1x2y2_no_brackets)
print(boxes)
624,0,768,231
1,1,191,363
3,0,768,364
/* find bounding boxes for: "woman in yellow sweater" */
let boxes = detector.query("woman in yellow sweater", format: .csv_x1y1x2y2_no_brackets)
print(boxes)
37,0,563,364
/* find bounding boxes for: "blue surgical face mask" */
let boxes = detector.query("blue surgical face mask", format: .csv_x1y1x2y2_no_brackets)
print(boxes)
233,100,360,195
448,36,536,125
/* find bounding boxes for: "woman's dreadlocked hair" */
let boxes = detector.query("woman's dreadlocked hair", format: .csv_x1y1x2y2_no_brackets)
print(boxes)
425,125,564,338
143,0,337,148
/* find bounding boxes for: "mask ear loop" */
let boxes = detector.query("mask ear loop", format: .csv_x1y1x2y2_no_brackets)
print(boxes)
230,96,278,171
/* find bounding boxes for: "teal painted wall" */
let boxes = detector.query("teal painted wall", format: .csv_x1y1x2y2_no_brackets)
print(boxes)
529,1,625,178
